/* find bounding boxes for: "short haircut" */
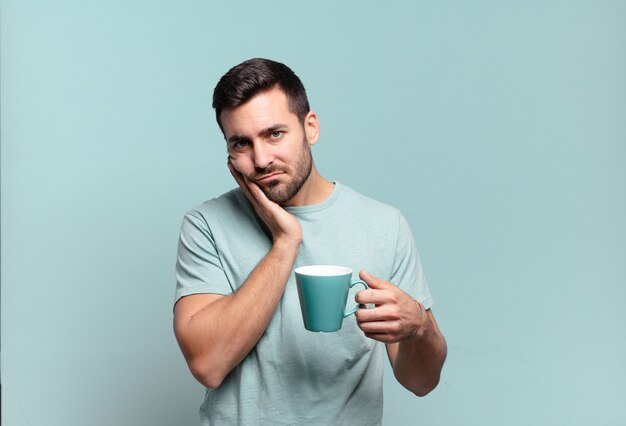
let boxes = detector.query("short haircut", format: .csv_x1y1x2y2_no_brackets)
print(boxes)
212,58,310,134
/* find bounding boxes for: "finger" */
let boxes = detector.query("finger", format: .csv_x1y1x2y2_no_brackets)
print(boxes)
355,288,396,305
359,271,393,290
359,320,402,335
355,305,401,323
226,159,276,210
227,162,260,205
241,177,285,218
241,175,267,202
227,160,247,189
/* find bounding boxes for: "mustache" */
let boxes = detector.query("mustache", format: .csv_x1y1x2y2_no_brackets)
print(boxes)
254,165,286,176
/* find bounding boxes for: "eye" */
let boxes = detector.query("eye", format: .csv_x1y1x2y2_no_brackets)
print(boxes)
270,131,283,140
229,140,251,152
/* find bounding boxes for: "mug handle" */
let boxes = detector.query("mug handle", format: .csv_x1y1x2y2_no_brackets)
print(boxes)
344,279,369,317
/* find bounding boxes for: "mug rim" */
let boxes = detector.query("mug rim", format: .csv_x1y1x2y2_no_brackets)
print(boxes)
295,265,352,277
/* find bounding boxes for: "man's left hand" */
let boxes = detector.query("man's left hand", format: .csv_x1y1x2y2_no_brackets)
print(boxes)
355,271,425,343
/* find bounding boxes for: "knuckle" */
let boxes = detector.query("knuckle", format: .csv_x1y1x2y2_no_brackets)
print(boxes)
389,306,401,319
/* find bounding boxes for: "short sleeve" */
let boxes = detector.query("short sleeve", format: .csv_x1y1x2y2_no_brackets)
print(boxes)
390,213,434,310
174,211,233,304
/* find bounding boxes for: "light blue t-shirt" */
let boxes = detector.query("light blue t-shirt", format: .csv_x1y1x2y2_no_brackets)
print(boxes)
175,182,433,426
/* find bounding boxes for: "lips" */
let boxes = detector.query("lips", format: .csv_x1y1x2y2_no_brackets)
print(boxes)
256,172,284,182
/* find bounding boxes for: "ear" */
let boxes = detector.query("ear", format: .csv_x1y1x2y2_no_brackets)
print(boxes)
304,111,320,146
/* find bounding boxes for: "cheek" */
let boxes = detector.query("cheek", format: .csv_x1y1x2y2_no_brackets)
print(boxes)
229,156,252,174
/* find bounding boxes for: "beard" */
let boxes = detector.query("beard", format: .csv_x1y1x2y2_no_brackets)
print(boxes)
258,138,313,205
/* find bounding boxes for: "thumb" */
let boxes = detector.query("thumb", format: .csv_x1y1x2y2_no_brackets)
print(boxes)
359,270,392,289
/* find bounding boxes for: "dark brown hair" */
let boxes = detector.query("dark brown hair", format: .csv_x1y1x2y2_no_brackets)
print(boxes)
212,58,310,134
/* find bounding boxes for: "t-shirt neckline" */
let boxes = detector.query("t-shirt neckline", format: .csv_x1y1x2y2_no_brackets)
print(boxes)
284,181,341,215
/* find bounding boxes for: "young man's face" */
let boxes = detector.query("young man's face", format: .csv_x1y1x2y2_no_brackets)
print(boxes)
220,86,319,205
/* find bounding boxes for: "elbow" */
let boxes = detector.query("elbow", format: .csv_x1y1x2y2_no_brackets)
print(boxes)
175,330,230,389
189,358,228,390
413,389,430,398
413,353,447,397
395,371,441,397
199,372,225,391
204,377,224,391
412,375,440,397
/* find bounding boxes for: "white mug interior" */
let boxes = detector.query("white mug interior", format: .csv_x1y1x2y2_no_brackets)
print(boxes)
294,265,352,277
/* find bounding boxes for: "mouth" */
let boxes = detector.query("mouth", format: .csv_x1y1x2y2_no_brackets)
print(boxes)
256,172,284,182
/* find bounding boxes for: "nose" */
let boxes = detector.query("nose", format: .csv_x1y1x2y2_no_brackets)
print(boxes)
252,142,273,170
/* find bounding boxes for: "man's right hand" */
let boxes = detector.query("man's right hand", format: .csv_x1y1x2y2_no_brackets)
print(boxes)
227,159,302,247
175,160,303,389
174,159,303,389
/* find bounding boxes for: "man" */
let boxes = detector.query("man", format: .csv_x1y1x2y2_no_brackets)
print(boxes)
174,58,447,425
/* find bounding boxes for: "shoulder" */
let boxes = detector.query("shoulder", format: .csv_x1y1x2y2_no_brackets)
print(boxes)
338,182,403,222
183,188,252,225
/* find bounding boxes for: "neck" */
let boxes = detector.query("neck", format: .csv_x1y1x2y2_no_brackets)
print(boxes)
283,165,334,207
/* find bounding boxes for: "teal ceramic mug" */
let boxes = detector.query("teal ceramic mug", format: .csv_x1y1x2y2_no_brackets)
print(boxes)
294,265,369,332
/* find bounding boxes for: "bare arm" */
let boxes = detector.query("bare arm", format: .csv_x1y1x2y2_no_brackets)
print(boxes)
173,162,301,389
174,239,299,389
356,271,447,396
385,308,447,396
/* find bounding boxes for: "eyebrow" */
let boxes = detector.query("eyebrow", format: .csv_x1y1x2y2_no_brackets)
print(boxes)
227,124,288,144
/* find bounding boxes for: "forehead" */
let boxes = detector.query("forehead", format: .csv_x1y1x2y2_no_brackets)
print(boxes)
220,86,298,138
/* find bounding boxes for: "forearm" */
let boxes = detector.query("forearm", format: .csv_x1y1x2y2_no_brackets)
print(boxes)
393,309,447,396
179,240,299,388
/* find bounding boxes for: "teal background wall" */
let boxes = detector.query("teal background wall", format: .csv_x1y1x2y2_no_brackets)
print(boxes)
2,1,625,425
